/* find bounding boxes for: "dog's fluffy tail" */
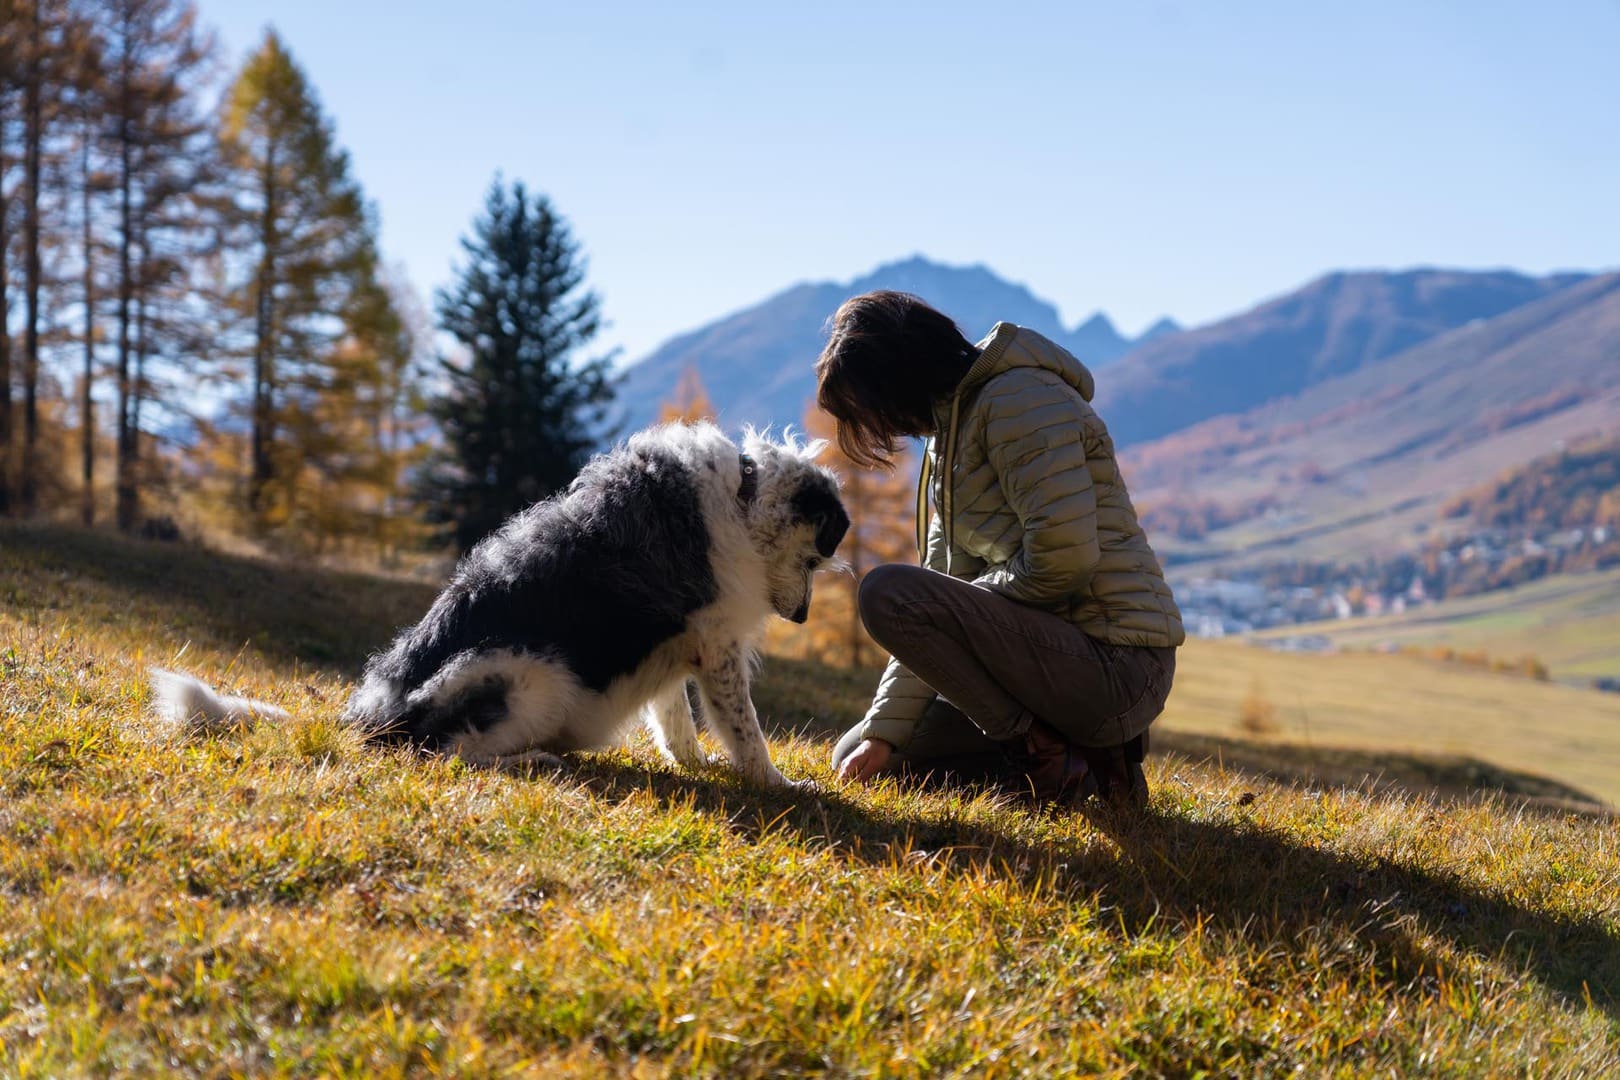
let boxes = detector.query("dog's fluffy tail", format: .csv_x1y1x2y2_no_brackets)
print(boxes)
149,668,290,733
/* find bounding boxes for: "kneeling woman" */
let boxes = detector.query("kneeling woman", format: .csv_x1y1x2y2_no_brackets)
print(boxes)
818,292,1184,808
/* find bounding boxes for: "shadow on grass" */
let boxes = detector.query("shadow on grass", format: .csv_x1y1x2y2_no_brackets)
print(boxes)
557,752,1620,1022
0,522,435,673
1152,730,1609,815
751,655,1612,814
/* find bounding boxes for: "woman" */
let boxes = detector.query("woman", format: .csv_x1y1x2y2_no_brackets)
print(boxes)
817,291,1184,808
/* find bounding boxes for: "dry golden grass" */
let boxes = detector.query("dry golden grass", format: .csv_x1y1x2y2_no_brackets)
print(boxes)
1159,639,1620,808
1235,679,1280,738
2,522,1618,1076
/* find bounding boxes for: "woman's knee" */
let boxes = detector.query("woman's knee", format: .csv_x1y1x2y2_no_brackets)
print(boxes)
857,563,929,636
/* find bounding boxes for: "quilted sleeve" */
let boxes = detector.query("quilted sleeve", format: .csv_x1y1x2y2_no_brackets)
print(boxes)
970,369,1100,608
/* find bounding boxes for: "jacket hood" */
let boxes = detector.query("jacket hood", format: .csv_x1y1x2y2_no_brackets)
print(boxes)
919,323,1098,565
957,323,1096,403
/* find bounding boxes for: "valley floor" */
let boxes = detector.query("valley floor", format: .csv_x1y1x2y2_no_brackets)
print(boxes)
1252,567,1620,687
2,523,1617,1076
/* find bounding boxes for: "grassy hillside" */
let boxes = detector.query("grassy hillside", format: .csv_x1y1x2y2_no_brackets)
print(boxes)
3,523,1618,1075
1253,568,1620,686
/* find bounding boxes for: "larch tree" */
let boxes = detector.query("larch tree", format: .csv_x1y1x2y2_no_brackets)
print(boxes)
217,28,379,533
96,0,215,530
0,0,19,514
362,268,435,562
292,264,429,556
420,177,616,552
798,402,916,667
657,365,715,424
14,0,57,513
71,8,107,525
1,0,78,516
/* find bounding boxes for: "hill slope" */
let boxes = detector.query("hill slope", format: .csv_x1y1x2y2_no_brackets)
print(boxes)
3,524,1617,1074
1097,268,1587,447
1129,272,1620,565
613,256,1160,432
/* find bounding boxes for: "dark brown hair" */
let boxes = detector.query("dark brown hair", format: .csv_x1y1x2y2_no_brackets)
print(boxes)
813,291,979,469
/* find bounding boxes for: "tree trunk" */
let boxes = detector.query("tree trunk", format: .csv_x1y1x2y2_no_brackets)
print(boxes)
80,112,95,526
249,143,277,517
114,23,136,532
20,0,43,515
129,225,149,528
0,92,13,517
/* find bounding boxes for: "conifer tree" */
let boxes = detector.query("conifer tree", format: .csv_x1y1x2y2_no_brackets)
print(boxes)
421,177,615,551
0,0,19,514
1,0,79,516
16,0,50,513
97,0,214,530
72,10,106,526
218,28,378,530
289,266,427,554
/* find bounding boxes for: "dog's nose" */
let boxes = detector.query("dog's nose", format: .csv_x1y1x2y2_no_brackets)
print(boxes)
790,599,810,623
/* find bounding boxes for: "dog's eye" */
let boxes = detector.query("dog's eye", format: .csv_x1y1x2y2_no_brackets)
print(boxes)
803,556,821,571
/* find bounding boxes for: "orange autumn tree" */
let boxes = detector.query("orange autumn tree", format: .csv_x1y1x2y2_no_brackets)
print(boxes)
658,367,717,424
770,401,916,668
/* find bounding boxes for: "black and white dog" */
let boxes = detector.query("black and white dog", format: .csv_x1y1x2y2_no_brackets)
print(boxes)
151,423,849,787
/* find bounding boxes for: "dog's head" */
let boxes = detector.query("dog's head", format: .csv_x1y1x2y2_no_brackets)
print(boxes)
740,429,850,623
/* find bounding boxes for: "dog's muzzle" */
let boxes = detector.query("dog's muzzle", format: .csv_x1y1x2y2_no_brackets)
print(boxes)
789,599,810,624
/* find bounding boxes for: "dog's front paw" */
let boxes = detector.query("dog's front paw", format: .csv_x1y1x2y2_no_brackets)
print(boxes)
748,764,809,790
658,739,710,772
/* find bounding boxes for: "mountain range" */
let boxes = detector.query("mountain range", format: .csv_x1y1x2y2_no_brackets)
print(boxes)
1095,268,1588,446
613,256,1176,432
612,255,1614,567
1123,271,1620,565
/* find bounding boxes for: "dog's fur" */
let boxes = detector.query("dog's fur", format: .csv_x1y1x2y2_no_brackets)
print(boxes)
150,423,849,786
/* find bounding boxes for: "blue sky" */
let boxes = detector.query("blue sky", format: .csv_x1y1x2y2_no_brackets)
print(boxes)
201,0,1619,362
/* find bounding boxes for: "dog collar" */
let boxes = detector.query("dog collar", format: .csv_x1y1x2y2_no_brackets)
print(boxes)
737,453,759,509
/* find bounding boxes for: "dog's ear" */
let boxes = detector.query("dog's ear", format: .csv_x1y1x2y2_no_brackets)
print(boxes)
815,504,850,557
792,482,850,557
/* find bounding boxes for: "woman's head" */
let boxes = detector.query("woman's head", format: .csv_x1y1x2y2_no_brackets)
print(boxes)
814,291,979,469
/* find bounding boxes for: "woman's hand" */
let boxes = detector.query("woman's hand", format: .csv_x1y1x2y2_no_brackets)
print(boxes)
837,738,894,783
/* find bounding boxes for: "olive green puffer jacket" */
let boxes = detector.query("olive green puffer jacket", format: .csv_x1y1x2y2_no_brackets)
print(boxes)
861,322,1184,750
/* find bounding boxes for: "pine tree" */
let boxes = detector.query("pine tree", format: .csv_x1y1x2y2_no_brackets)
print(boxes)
217,28,378,531
421,177,615,551
658,365,715,424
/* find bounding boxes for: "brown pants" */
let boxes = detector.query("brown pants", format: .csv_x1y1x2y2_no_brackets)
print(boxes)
832,564,1175,772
